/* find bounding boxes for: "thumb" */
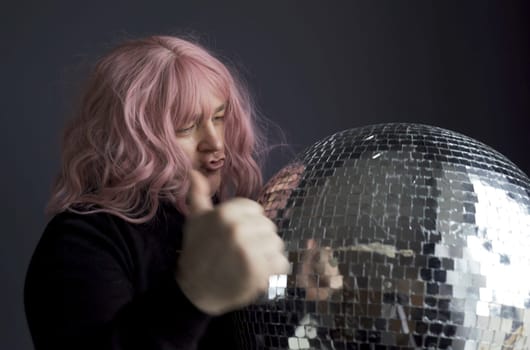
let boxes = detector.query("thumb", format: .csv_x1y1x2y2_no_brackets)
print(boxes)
187,170,214,215
306,238,317,250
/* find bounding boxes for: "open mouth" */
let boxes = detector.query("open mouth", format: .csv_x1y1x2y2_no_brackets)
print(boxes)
201,158,225,173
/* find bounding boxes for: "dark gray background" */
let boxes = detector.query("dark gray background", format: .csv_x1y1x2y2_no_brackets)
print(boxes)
2,1,528,349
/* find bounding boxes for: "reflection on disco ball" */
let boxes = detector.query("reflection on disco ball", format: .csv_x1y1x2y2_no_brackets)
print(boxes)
234,123,530,350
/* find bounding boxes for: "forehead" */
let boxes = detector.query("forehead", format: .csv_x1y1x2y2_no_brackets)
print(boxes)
192,92,227,118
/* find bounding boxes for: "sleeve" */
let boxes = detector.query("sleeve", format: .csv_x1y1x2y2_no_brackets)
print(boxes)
24,215,212,350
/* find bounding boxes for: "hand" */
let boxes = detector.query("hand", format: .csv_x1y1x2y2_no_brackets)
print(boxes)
297,239,343,301
175,170,290,315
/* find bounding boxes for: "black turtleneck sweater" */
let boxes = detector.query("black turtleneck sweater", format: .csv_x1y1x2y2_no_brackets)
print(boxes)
24,202,237,350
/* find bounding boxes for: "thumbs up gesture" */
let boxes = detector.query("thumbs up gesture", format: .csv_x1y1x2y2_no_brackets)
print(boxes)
175,170,290,315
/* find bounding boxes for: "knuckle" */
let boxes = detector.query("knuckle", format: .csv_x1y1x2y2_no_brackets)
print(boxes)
277,237,285,251
237,198,263,211
265,218,278,231
269,236,285,252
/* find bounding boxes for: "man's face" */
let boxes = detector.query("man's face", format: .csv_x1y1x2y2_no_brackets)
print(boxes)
175,95,226,196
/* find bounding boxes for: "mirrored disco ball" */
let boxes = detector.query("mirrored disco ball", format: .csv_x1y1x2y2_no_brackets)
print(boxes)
234,123,530,350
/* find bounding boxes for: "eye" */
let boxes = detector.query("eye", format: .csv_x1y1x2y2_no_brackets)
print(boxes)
176,123,196,134
213,115,225,123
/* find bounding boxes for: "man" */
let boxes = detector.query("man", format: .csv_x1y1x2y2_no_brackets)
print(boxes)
24,35,289,349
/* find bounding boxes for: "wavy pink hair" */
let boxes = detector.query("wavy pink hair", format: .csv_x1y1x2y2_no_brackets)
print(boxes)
47,35,265,223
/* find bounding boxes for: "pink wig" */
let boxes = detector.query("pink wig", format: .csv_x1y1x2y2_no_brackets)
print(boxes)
47,35,265,223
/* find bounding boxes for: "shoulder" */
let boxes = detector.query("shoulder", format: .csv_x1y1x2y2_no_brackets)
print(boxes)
29,210,129,266
37,203,185,255
47,209,115,232
43,210,125,246
44,203,179,240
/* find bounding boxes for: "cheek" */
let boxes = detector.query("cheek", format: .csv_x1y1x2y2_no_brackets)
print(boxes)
175,139,198,162
181,146,196,161
218,124,226,144
220,118,228,136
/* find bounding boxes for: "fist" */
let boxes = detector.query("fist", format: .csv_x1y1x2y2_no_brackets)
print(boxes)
175,170,290,315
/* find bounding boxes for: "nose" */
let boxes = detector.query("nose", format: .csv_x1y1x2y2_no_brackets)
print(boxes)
197,120,223,152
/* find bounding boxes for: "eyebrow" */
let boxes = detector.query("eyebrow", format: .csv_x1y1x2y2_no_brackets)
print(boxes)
192,104,227,120
214,104,226,114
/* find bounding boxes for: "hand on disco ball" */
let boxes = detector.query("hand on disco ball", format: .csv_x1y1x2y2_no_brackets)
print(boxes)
296,238,343,301
175,170,290,315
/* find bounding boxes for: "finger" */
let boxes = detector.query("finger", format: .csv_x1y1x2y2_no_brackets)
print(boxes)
188,170,213,215
318,247,335,265
266,254,291,275
235,216,278,238
314,248,339,275
221,198,265,216
248,233,285,255
329,275,344,289
300,253,319,276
